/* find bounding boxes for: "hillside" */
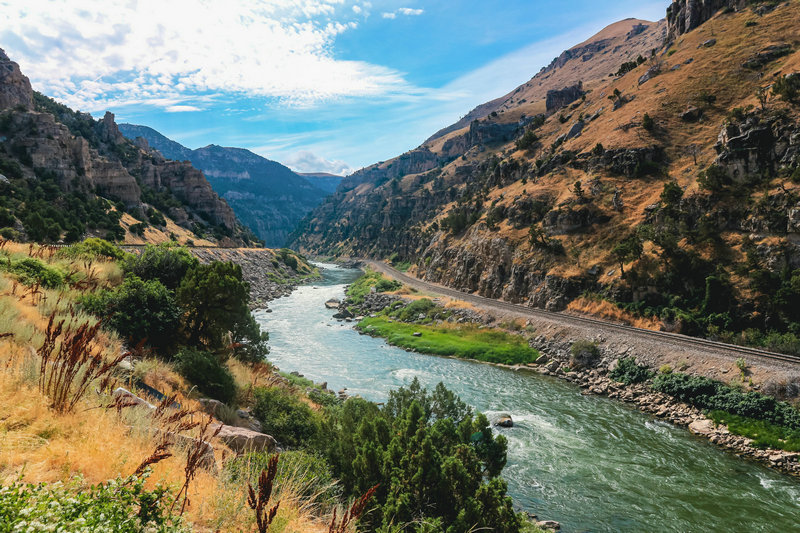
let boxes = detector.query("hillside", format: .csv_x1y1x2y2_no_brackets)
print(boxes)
119,124,331,247
298,172,344,193
292,0,800,354
0,50,257,247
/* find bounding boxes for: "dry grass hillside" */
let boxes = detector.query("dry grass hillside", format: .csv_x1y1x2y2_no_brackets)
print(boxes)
293,1,800,352
0,240,344,532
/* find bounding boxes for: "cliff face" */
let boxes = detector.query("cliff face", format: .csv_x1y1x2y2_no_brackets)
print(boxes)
0,48,251,245
665,0,746,42
293,2,800,344
118,124,330,247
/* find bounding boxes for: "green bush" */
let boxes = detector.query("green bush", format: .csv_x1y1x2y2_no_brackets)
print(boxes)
569,340,601,368
6,258,64,288
609,357,653,384
63,238,128,260
252,386,321,449
375,278,401,293
123,244,198,290
708,411,800,451
174,347,237,405
107,276,181,351
652,372,800,430
0,474,186,532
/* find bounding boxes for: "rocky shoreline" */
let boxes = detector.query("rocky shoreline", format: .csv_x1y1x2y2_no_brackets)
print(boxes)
343,291,800,479
191,248,320,308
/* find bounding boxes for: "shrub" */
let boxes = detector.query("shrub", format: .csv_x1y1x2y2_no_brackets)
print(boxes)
65,237,128,260
7,258,64,288
609,357,653,384
642,113,655,132
252,386,321,448
0,475,186,532
569,340,600,368
773,74,800,104
375,278,401,293
174,347,237,405
107,276,181,351
515,130,539,152
123,244,198,290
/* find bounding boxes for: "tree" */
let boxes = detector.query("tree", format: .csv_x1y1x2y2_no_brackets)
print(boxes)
660,181,683,210
773,74,800,104
572,180,585,202
642,113,655,132
123,243,198,289
177,261,252,349
108,276,181,351
611,235,643,275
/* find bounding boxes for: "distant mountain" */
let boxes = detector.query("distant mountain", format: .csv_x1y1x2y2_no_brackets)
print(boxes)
119,124,331,247
0,48,255,246
297,172,343,193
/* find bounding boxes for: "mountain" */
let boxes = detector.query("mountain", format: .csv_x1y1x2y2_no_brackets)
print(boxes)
0,49,256,246
292,0,800,353
298,172,344,193
119,124,331,247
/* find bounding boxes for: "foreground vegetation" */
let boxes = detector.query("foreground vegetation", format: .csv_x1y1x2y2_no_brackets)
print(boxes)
0,239,538,531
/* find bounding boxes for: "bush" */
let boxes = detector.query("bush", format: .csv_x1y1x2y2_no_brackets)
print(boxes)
570,340,601,368
174,347,237,405
63,238,128,260
0,474,186,532
375,278,401,293
7,258,64,288
642,113,655,132
123,244,198,290
773,74,800,104
252,386,321,449
609,357,653,384
107,276,181,351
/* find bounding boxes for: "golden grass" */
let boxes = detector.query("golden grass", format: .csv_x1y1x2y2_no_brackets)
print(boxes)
567,296,661,330
0,241,332,532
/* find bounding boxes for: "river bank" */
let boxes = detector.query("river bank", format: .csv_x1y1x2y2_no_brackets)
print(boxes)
338,272,800,479
257,263,800,532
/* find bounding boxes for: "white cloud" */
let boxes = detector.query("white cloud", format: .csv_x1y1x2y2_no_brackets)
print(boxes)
0,0,416,111
282,150,354,176
382,7,423,19
165,105,202,113
352,5,361,14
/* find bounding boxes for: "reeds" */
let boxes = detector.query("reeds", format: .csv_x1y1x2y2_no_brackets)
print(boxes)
328,485,378,533
247,454,281,533
37,310,125,413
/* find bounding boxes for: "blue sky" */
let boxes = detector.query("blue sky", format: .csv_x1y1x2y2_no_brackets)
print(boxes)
2,0,668,174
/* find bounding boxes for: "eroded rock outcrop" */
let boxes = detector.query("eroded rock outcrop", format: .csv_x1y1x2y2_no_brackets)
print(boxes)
666,0,746,42
545,82,585,114
0,48,32,110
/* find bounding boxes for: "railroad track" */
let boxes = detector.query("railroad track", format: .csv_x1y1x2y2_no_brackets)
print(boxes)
367,261,800,367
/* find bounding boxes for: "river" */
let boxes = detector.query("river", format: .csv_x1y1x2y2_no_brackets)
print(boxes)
253,263,800,532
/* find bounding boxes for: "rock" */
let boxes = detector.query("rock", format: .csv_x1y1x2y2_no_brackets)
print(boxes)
680,106,703,122
198,398,225,417
566,120,585,140
212,424,277,454
546,360,561,373
412,332,422,337
113,387,155,410
494,414,514,428
666,0,740,42
325,298,341,309
332,308,354,319
688,418,715,437
0,48,33,110
638,64,661,86
536,520,561,531
701,38,717,48
545,82,585,113
742,43,792,69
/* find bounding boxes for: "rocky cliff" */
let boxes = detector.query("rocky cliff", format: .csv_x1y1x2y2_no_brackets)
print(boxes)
665,0,746,42
118,124,331,247
0,48,254,245
293,2,800,351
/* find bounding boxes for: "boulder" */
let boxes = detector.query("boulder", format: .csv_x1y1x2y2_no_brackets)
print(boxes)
688,418,715,437
545,82,584,114
332,308,354,319
112,387,155,410
198,398,225,417
680,106,703,122
537,520,561,531
494,414,514,428
325,298,341,309
566,120,585,140
212,424,277,454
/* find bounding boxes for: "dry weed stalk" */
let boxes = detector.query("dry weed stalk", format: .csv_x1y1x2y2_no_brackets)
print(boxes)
247,454,281,533
133,440,173,477
328,485,379,533
171,414,221,515
37,310,125,413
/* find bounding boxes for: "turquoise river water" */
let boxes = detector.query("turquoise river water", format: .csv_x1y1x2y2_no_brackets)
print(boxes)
253,263,800,532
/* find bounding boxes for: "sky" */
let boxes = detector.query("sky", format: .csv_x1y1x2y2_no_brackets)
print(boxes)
1,0,669,175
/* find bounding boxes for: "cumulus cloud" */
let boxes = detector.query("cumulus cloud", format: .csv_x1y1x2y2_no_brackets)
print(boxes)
282,150,354,176
383,7,423,18
1,0,415,111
